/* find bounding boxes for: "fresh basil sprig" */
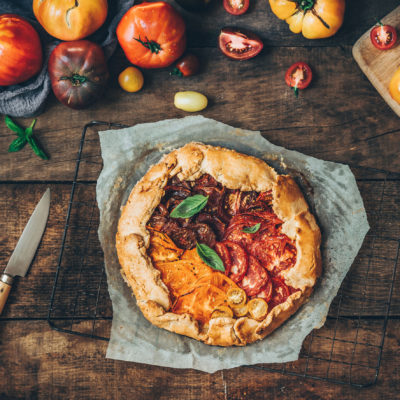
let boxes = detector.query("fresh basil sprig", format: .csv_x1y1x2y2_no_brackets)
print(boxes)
6,116,49,160
196,243,225,272
170,194,208,218
242,223,261,234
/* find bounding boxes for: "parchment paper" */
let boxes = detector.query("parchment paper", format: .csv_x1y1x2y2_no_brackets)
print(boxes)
96,116,369,373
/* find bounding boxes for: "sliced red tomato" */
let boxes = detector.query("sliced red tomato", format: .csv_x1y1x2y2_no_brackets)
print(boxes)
269,278,290,308
370,23,397,50
214,242,232,275
223,0,250,16
240,256,269,297
256,279,273,302
285,62,312,97
219,28,263,60
223,241,248,283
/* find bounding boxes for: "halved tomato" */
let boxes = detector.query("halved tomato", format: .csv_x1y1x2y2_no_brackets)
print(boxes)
219,28,263,60
223,241,248,282
285,62,312,97
223,0,250,16
240,256,269,297
269,277,290,308
370,23,397,50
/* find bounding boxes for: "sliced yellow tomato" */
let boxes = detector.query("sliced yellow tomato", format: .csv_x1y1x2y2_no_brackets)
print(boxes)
248,298,269,321
232,303,249,317
211,305,234,319
227,287,247,308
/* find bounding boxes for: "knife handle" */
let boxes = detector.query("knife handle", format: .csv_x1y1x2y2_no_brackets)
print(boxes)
0,274,13,315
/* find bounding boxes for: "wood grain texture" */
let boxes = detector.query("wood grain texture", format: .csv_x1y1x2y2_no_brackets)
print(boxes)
0,319,399,399
353,6,400,117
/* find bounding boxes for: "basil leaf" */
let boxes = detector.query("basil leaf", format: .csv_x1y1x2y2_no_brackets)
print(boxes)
8,136,27,153
242,223,261,234
27,136,49,160
24,119,36,138
196,243,225,272
170,194,208,218
5,115,25,137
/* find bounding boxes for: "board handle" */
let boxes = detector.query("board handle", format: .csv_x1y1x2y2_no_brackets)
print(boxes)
0,274,14,315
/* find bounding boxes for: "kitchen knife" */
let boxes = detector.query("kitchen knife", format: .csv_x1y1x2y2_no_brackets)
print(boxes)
0,188,50,314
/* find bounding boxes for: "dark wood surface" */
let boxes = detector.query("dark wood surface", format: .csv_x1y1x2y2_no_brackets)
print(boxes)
1,1,400,398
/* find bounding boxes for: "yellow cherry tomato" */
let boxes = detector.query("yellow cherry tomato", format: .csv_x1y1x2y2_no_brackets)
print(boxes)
248,298,269,321
211,305,233,319
118,66,144,92
174,91,208,112
389,66,400,104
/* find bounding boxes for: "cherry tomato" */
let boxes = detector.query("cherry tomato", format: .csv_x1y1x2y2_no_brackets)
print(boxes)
219,28,263,60
223,0,250,16
389,66,400,104
171,54,200,77
118,66,144,92
174,91,208,112
370,23,397,50
285,62,312,97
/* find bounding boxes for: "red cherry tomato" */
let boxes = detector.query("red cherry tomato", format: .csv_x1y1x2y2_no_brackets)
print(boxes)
285,62,312,97
223,0,250,16
223,241,248,283
171,53,200,77
370,23,397,50
219,28,263,60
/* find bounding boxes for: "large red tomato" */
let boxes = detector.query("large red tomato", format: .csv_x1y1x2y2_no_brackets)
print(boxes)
48,40,109,109
0,14,43,86
116,2,186,69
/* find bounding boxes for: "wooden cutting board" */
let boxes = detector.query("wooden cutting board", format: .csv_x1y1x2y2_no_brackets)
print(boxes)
353,5,400,117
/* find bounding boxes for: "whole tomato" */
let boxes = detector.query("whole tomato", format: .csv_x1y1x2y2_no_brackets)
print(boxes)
33,0,108,41
117,2,186,69
0,14,43,86
48,40,109,109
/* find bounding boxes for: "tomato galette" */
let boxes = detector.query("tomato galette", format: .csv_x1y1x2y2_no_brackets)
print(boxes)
116,143,321,346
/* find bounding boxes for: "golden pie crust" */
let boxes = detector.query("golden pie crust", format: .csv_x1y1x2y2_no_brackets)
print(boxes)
116,142,321,346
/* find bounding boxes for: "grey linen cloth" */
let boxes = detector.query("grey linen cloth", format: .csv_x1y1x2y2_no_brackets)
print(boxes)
0,0,134,117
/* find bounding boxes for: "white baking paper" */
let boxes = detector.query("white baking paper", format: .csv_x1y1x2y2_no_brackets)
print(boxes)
96,116,369,373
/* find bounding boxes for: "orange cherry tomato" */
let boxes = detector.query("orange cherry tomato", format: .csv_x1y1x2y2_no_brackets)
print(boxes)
118,67,144,92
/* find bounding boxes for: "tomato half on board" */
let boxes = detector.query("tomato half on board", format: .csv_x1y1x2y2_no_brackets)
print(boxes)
370,23,397,50
219,28,263,60
223,0,250,16
285,62,312,97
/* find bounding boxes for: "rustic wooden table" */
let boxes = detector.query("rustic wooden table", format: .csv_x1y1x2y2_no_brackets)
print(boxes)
1,1,400,399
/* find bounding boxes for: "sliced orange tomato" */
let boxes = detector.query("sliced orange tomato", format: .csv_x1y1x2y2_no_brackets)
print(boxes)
148,228,184,262
389,66,400,104
269,0,345,39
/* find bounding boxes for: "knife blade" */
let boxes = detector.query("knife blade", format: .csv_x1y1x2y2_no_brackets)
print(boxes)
0,188,50,314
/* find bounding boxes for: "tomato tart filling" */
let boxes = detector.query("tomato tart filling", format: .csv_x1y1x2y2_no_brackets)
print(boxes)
147,174,299,326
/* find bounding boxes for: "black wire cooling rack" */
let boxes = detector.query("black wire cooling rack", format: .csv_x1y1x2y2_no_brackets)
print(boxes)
48,121,400,388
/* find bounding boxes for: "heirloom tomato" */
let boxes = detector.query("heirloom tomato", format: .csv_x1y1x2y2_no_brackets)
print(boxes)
0,14,43,86
33,0,108,41
48,40,109,109
117,2,186,69
370,23,397,50
269,0,345,39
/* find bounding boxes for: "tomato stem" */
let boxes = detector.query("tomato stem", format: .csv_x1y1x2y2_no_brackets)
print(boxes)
135,36,162,54
292,86,299,98
60,74,88,86
298,0,314,11
170,67,183,77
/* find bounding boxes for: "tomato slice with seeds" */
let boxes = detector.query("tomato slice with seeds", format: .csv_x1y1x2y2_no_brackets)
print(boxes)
223,241,248,283
240,256,269,297
370,23,397,50
219,28,263,60
214,242,232,275
223,0,250,16
285,62,312,97
256,279,273,302
269,277,290,308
